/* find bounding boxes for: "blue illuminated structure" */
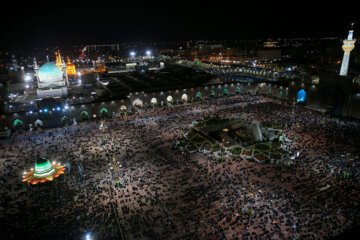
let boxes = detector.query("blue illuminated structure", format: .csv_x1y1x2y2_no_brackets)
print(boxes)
38,62,64,84
297,89,306,103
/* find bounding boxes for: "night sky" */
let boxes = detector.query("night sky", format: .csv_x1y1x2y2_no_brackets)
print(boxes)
1,0,359,51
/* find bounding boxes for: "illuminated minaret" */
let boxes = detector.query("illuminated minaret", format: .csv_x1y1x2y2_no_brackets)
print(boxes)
33,58,40,85
340,23,356,76
55,51,64,69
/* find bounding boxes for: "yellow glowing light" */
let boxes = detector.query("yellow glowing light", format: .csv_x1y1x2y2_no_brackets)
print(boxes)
66,57,76,76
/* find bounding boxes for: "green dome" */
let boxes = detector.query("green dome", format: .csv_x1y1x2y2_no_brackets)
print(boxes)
38,62,63,83
34,157,55,178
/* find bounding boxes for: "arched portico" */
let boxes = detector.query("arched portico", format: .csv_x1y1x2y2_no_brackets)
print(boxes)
181,94,188,102
297,89,307,103
35,119,43,127
167,95,173,104
80,110,89,121
14,119,24,130
151,97,158,106
132,98,143,107
99,107,109,118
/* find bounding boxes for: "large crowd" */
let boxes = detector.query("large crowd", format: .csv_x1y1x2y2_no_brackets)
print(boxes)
0,94,359,240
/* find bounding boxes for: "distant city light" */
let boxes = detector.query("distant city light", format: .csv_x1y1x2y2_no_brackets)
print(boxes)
130,51,136,57
146,50,151,56
56,107,61,111
29,111,33,114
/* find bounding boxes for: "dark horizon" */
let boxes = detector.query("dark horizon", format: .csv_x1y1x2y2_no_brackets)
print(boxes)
1,0,359,52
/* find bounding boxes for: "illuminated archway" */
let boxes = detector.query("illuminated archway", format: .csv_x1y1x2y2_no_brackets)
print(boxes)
167,95,173,103
196,91,202,99
297,89,307,103
99,107,109,118
61,116,69,124
279,90,283,97
181,94,188,102
132,98,143,107
119,105,127,116
120,105,127,112
35,119,43,127
151,97,157,106
80,110,89,121
13,119,24,129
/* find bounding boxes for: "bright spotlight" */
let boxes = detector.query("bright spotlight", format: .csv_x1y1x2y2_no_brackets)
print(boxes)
146,50,151,56
24,75,32,81
130,51,136,57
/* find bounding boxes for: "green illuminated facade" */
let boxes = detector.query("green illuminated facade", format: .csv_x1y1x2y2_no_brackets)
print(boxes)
34,157,55,178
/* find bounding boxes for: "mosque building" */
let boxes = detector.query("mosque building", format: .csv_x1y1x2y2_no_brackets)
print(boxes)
34,51,68,99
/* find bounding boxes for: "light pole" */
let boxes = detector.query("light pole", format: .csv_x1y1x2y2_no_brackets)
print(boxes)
99,121,108,144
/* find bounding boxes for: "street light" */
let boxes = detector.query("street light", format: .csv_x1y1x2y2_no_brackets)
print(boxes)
146,50,151,56
130,51,136,57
